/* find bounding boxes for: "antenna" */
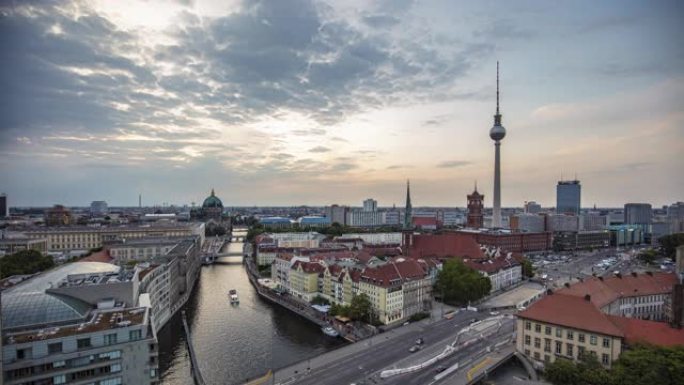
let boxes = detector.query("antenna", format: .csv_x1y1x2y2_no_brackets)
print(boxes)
496,61,500,115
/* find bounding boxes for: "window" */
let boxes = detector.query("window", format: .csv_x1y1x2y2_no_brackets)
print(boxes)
535,324,542,333
48,342,63,354
53,361,66,368
78,338,92,349
578,333,585,343
544,339,551,352
100,378,122,385
525,321,531,330
534,338,541,348
590,335,598,345
534,352,540,360
129,330,142,341
545,326,552,335
111,363,121,373
525,349,530,356
16,348,31,360
544,354,551,363
602,353,610,365
525,335,531,345
555,341,562,354
555,328,562,338
566,343,574,357
603,338,610,348
567,331,574,340
53,375,66,385
578,346,586,356
104,333,117,346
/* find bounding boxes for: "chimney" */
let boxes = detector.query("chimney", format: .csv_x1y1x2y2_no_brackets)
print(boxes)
598,276,604,281
584,294,591,302
646,271,653,276
616,273,622,279
564,282,570,288
546,289,553,295
631,272,637,278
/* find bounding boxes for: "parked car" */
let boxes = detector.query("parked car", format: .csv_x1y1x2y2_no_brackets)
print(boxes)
415,337,424,345
435,365,446,373
409,345,422,353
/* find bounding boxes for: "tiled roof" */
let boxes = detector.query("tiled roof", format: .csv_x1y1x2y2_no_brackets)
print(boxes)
360,260,427,288
518,293,624,337
607,315,684,347
292,261,325,274
558,272,677,308
464,256,520,274
406,233,485,259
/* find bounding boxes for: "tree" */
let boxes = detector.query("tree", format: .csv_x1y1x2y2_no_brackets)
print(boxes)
435,259,492,305
658,233,684,261
0,250,55,279
311,295,330,306
544,357,581,385
637,249,658,265
521,257,535,278
349,293,372,323
612,344,684,385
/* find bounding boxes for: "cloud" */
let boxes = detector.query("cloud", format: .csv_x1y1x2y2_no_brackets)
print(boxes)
309,145,331,153
436,160,471,168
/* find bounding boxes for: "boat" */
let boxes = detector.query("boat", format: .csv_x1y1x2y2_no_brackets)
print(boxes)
229,289,239,304
322,326,339,337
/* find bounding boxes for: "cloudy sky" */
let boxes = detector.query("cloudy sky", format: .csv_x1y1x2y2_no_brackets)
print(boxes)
1,0,682,208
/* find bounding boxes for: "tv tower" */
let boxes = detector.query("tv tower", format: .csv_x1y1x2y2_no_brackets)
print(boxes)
489,62,506,228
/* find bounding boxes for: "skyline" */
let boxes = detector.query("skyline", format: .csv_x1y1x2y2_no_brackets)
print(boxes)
1,0,683,207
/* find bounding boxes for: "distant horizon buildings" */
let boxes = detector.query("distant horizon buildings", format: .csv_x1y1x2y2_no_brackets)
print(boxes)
624,203,653,226
89,200,108,216
0,193,7,218
556,179,581,215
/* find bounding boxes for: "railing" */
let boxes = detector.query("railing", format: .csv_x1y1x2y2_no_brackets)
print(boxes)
182,311,206,385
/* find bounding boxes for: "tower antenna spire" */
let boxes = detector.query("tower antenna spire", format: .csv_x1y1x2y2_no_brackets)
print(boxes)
496,61,500,115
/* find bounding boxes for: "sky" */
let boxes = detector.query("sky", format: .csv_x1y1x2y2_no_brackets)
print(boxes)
0,0,683,208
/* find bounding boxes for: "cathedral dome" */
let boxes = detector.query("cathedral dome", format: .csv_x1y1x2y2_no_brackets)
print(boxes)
202,189,223,208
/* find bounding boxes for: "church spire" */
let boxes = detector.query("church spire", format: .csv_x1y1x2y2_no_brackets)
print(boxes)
403,180,412,229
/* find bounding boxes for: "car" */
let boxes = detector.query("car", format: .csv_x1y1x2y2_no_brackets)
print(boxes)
435,365,446,373
489,311,499,316
403,321,410,326
469,318,478,324
409,345,421,353
415,337,424,345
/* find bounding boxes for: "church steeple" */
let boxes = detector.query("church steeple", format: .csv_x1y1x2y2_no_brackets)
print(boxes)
403,180,412,229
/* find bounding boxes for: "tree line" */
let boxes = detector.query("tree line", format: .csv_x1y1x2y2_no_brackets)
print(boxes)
0,250,55,279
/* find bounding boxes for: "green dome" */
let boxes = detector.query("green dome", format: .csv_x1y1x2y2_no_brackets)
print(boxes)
202,189,223,208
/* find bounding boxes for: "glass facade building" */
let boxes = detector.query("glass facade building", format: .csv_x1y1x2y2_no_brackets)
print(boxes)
556,180,581,215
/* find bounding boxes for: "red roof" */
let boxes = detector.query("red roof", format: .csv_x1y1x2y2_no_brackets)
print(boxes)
80,249,113,263
292,261,325,274
464,257,519,274
518,293,624,337
607,315,684,347
558,272,677,308
406,232,485,259
360,260,427,288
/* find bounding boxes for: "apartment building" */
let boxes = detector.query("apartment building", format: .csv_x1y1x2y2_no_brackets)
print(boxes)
464,256,522,293
289,261,325,301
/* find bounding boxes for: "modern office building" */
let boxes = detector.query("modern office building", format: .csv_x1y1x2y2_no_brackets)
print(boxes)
346,210,385,228
580,212,608,231
509,213,545,233
1,263,160,385
624,203,653,226
524,201,542,214
546,214,580,232
556,180,581,215
90,201,109,216
0,193,7,218
324,204,348,226
384,208,401,226
607,225,644,246
363,199,378,212
489,62,507,228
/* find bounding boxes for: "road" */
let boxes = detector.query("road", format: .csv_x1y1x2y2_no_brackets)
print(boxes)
273,310,489,385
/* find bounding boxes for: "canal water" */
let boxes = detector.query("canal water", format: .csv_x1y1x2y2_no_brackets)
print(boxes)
158,231,346,385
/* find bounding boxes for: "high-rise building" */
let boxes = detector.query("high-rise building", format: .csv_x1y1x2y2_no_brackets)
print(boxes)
403,180,412,229
489,62,506,228
0,193,7,217
556,180,581,215
524,201,542,214
363,198,378,212
624,203,653,226
467,185,484,228
325,204,348,225
90,200,109,216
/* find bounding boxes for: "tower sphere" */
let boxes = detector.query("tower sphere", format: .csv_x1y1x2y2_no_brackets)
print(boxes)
490,124,506,141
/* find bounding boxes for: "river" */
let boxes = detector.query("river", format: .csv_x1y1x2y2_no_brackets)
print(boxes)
158,231,346,385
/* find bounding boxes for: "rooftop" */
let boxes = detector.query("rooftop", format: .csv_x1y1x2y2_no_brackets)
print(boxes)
558,272,677,308
4,307,147,345
607,315,684,347
518,293,624,337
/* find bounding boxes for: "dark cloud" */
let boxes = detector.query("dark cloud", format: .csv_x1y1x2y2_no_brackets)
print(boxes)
436,160,471,168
